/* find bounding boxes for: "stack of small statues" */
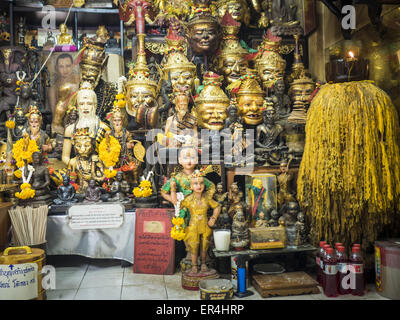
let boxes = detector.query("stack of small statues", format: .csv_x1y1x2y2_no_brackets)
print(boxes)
0,0,312,275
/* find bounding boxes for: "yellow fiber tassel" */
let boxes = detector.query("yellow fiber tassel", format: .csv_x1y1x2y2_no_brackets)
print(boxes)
297,81,400,249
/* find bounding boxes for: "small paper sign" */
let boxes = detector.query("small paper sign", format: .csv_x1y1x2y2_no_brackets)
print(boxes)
0,263,38,300
68,204,124,230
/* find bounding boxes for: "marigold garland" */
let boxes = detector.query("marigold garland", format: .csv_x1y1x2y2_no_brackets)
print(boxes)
15,183,35,200
12,138,40,168
104,169,117,179
98,135,121,168
6,120,15,129
133,180,153,198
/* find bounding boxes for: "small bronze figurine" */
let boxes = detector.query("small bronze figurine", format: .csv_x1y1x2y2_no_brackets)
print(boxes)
231,208,249,250
53,175,79,206
84,179,103,203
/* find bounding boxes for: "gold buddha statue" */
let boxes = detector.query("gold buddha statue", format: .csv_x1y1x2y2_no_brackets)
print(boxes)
215,11,249,86
287,72,315,125
95,25,110,43
214,0,250,26
57,23,74,45
161,27,196,94
228,71,265,126
125,34,159,128
194,72,230,131
254,31,286,93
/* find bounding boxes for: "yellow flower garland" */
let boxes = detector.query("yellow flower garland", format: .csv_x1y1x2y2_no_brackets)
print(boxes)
98,135,121,168
132,180,153,198
104,169,117,179
6,120,15,129
12,138,39,168
15,183,35,200
170,216,186,241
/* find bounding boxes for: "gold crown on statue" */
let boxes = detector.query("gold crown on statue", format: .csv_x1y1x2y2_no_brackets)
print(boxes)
227,69,264,96
73,127,91,138
162,29,196,77
80,37,106,68
195,72,230,105
191,169,205,179
26,104,42,119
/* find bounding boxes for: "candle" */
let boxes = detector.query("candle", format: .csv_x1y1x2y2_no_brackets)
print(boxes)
214,229,231,251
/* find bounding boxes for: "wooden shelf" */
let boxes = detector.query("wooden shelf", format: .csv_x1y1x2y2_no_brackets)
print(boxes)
13,6,119,14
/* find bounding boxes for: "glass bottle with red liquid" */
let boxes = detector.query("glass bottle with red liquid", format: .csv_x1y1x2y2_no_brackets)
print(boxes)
336,246,349,294
321,244,331,289
349,246,365,296
323,247,339,297
316,241,327,285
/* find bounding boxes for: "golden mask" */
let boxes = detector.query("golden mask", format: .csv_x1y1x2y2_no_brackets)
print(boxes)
215,0,250,25
216,12,249,85
289,74,315,105
162,29,196,93
195,72,230,131
229,72,265,126
73,131,93,159
254,34,286,91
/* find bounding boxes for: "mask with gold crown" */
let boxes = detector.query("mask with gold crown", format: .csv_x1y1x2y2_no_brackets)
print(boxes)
216,11,249,85
254,29,286,92
161,26,197,95
227,71,265,126
186,0,222,57
194,72,230,131
125,34,159,129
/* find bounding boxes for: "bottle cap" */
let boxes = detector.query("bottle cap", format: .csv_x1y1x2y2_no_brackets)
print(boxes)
320,241,327,247
338,246,345,252
335,243,343,248
326,248,334,254
352,247,360,253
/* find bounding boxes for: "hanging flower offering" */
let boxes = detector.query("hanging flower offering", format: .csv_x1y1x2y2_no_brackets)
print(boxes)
99,132,121,179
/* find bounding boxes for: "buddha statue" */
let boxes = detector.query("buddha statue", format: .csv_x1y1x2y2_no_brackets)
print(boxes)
62,83,111,166
95,25,109,44
125,34,159,129
254,102,287,166
53,174,79,206
228,71,265,127
186,0,222,58
255,211,268,228
227,181,245,218
215,12,249,86
56,23,74,45
287,72,315,125
195,72,230,131
161,26,196,96
84,178,103,203
26,105,52,154
254,31,286,93
67,128,105,193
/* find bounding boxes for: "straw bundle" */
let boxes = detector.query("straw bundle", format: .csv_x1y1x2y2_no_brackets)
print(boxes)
8,205,48,246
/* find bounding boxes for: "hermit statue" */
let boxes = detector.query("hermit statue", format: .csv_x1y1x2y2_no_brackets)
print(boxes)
108,171,132,204
26,152,52,205
231,208,249,250
271,79,291,118
254,103,287,166
53,175,79,206
84,179,103,203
